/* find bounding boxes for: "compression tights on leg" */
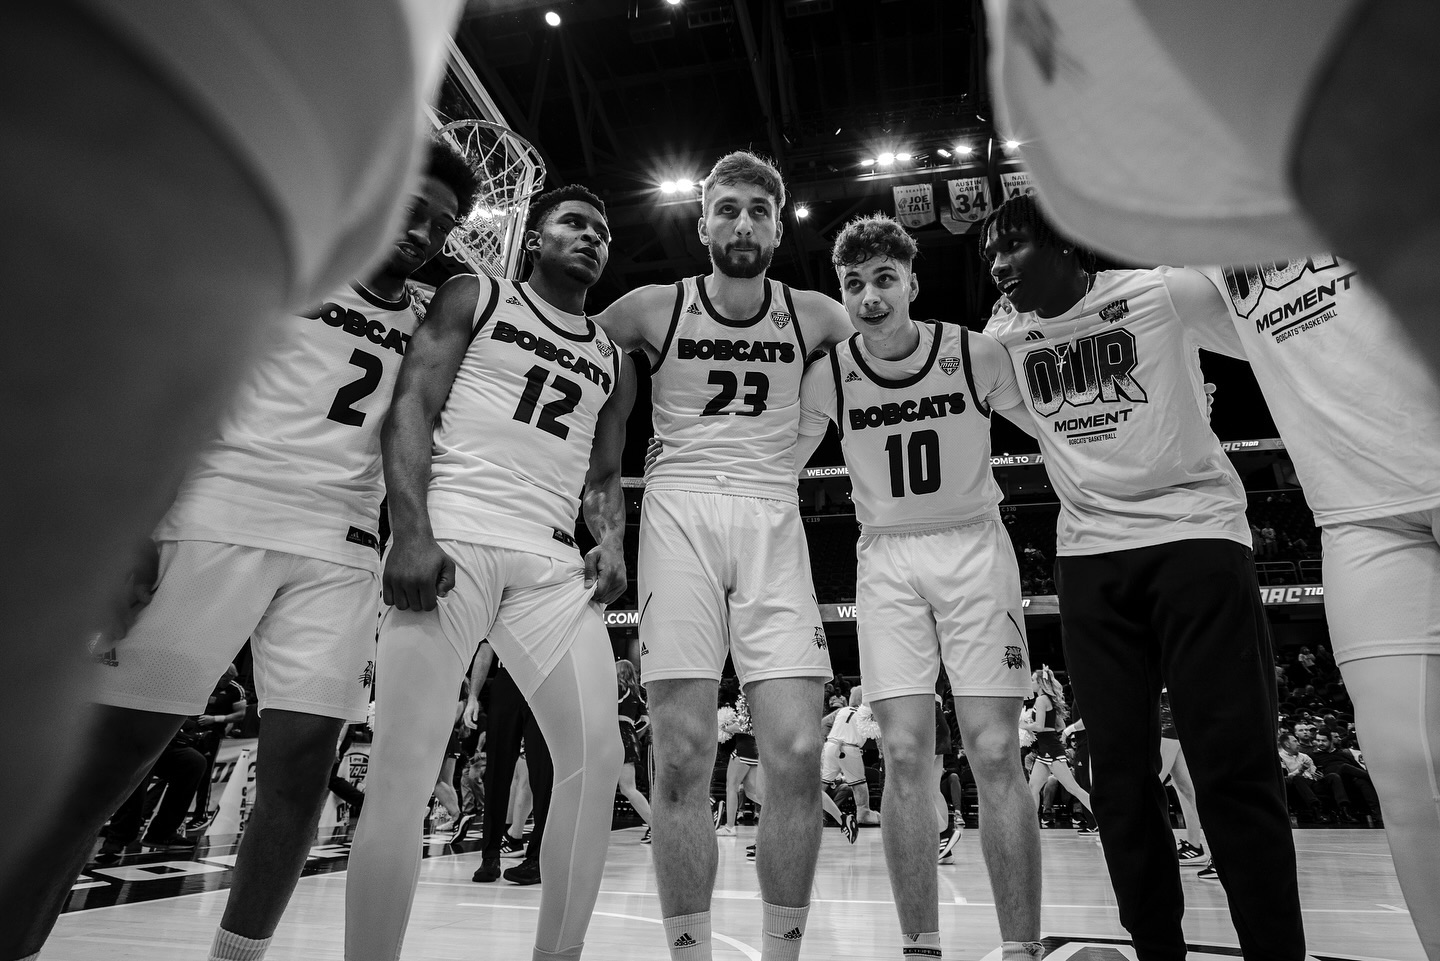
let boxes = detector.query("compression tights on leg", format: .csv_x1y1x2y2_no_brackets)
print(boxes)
523,627,624,960
345,612,463,961
1342,653,1440,959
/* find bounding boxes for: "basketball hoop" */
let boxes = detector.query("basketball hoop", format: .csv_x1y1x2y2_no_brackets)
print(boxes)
438,120,546,279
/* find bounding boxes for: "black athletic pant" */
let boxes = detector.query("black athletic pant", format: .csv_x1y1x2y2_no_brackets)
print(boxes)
103,743,207,844
479,667,553,860
1056,539,1304,961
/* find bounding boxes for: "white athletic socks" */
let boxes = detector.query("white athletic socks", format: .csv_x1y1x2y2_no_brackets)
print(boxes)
1001,941,1045,960
761,901,809,961
901,931,942,959
533,944,584,961
663,912,712,961
209,927,271,961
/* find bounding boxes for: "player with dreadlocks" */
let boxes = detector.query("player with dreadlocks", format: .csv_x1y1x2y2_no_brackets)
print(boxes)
981,193,1308,960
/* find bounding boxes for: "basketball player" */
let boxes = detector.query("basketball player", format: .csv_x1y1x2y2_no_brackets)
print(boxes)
981,0,1440,373
0,138,476,961
980,195,1305,960
0,0,460,902
795,213,1042,961
1173,262,1440,957
595,150,852,961
344,184,633,961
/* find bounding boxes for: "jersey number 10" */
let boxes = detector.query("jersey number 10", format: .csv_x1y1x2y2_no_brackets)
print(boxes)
884,430,941,497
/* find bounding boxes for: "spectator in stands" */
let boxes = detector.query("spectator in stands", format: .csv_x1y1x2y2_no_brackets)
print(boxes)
186,663,248,831
1278,734,1343,823
94,724,209,862
1309,732,1378,824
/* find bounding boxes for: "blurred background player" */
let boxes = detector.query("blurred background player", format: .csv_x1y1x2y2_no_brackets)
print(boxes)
981,194,1305,960
616,659,654,843
345,185,633,961
596,151,852,961
0,140,474,961
820,689,880,826
0,2,460,904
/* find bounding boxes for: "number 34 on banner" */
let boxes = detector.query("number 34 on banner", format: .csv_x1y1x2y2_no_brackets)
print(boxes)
946,177,991,223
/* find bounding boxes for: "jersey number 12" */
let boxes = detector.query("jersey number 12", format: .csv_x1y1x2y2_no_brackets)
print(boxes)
513,365,580,439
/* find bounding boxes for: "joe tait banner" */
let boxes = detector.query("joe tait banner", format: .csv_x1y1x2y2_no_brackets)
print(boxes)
892,182,936,228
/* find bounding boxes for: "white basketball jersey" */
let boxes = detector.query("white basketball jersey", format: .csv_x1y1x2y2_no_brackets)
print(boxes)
1195,260,1440,526
157,283,420,570
427,279,620,561
985,268,1250,556
647,276,809,500
824,323,1004,533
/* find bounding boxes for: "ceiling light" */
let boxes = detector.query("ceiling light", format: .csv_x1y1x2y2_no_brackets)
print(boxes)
1004,139,1021,150
859,158,876,167
834,127,842,136
954,144,974,155
665,0,683,5
660,181,677,194
895,151,912,162
877,151,896,166
795,205,811,219
544,10,561,26
675,178,693,192
936,148,951,158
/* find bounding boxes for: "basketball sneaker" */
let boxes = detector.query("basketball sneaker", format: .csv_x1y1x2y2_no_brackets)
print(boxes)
712,798,724,830
504,856,542,885
498,833,526,858
472,858,501,882
451,812,475,843
938,824,961,861
1196,864,1220,883
842,812,858,844
140,833,195,852
640,826,652,844
1076,824,1100,837
745,844,757,861
1176,840,1208,867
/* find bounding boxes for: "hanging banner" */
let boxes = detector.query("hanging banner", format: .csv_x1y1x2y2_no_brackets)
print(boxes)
999,170,1036,201
892,183,936,228
940,176,992,234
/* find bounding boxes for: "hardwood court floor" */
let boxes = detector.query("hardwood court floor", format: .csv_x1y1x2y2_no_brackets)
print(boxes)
46,826,1425,960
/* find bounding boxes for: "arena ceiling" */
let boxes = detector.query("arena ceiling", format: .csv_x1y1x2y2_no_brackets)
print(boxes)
447,0,1277,464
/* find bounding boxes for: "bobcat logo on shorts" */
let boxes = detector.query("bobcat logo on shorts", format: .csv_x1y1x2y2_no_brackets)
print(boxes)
813,627,828,650
1003,646,1025,670
596,340,614,357
771,309,792,329
359,661,376,689
938,356,961,376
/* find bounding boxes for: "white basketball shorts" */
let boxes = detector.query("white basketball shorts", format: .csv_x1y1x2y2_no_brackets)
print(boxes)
94,540,380,721
384,539,606,701
1321,508,1440,665
820,740,865,785
637,489,830,686
857,520,1032,702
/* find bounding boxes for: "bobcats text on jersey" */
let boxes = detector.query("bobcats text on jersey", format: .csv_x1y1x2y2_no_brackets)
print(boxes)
676,337,795,364
491,320,613,393
302,301,412,355
848,393,969,430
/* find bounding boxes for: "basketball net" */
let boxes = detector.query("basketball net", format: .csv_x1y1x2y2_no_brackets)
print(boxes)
439,120,546,279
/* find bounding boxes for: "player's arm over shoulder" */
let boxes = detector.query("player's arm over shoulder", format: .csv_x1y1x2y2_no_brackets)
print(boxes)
792,287,852,355
594,283,678,360
794,357,837,477
969,330,1037,438
1159,266,1246,359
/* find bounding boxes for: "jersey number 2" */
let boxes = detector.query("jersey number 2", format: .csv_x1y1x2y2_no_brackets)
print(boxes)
701,370,769,417
327,349,383,427
514,365,581,439
884,430,941,497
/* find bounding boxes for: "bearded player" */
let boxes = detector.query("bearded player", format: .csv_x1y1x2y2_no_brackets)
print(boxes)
596,151,851,961
0,138,476,961
345,184,633,961
796,214,1042,961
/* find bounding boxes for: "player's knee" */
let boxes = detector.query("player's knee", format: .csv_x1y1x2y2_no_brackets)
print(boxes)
963,727,1020,781
758,735,822,788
